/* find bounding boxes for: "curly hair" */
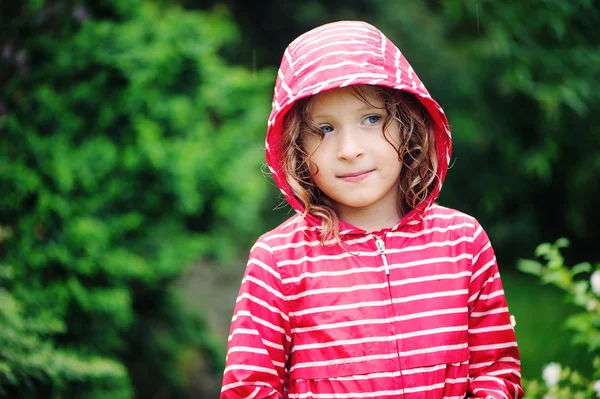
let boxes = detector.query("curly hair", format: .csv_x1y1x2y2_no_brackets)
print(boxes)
281,85,438,244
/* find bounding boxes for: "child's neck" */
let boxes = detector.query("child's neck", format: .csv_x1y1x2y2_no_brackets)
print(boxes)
336,205,402,233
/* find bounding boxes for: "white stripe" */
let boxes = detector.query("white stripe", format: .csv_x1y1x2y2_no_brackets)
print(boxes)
478,289,505,301
402,342,468,357
290,298,392,317
242,275,286,301
296,50,381,75
489,368,522,378
391,271,471,287
470,342,518,351
471,307,508,317
231,311,288,338
294,24,375,49
274,235,466,254
289,390,401,399
283,265,386,284
386,236,473,254
280,245,471,268
271,235,369,252
472,241,491,265
229,328,259,341
247,258,280,279
223,364,278,377
291,301,468,342
296,73,388,97
261,338,284,351
401,363,446,375
236,293,289,321
284,48,294,70
403,382,444,393
292,39,380,68
292,315,392,333
277,69,294,98
472,388,509,399
399,307,468,321
243,387,261,399
263,225,317,241
468,279,501,303
221,381,274,393
473,224,483,240
227,346,268,356
290,289,466,317
279,251,367,267
424,210,471,221
286,281,389,300
388,253,472,270
402,325,467,339
250,241,273,254
289,353,396,372
387,222,475,238
280,214,302,229
292,325,466,352
294,32,376,54
471,258,496,282
469,324,512,334
299,61,384,85
393,289,469,305
316,371,400,381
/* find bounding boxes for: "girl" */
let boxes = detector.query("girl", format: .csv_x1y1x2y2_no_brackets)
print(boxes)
220,21,523,399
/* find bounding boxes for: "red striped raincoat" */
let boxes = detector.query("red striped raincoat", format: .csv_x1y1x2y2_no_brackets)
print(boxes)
221,21,523,399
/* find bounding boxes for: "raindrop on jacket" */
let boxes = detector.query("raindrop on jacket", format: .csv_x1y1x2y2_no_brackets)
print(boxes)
221,20,523,399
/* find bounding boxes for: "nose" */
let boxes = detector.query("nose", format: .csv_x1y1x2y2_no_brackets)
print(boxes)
336,127,364,161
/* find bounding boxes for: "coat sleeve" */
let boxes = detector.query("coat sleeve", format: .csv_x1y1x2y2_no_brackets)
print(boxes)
220,239,291,399
466,221,524,399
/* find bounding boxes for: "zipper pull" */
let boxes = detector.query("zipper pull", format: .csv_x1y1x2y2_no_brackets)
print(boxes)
375,237,390,275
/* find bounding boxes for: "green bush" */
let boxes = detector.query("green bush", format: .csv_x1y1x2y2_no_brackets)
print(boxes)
0,1,274,397
518,239,600,398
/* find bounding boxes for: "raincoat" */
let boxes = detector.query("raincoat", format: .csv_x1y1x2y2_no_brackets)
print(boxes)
221,21,523,399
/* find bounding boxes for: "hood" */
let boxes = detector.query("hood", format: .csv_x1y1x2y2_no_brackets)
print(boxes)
265,20,452,229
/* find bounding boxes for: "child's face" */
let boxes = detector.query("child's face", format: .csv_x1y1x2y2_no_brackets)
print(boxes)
302,85,403,222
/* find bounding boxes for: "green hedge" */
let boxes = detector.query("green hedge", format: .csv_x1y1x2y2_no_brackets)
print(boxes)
0,1,274,397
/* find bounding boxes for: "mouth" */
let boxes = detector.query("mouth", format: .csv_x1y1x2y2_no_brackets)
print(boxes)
337,169,374,182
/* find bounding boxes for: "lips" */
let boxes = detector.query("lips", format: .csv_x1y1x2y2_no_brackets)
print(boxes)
337,169,374,182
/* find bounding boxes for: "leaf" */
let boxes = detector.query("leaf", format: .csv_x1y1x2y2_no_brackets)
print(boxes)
571,262,592,276
517,259,543,276
535,243,553,257
555,238,570,249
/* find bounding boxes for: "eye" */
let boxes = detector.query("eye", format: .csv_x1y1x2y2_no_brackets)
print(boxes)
364,115,382,125
320,125,334,134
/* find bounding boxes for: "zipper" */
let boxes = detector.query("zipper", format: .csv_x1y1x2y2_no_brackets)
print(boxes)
375,237,390,275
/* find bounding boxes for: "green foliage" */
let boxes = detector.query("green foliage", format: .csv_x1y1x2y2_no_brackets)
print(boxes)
1,0,273,397
517,240,600,398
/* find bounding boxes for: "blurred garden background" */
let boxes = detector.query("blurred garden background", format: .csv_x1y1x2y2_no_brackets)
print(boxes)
1,0,599,398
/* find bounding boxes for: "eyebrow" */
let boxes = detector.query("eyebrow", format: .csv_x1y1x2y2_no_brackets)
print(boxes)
312,104,382,120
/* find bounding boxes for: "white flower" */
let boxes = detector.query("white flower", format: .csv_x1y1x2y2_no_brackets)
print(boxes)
591,271,600,296
542,362,561,387
588,298,599,312
594,379,600,398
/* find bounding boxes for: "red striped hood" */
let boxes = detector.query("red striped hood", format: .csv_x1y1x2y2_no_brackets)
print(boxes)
265,21,452,230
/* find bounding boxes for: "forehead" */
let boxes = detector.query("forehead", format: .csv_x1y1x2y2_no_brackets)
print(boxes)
307,85,384,114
